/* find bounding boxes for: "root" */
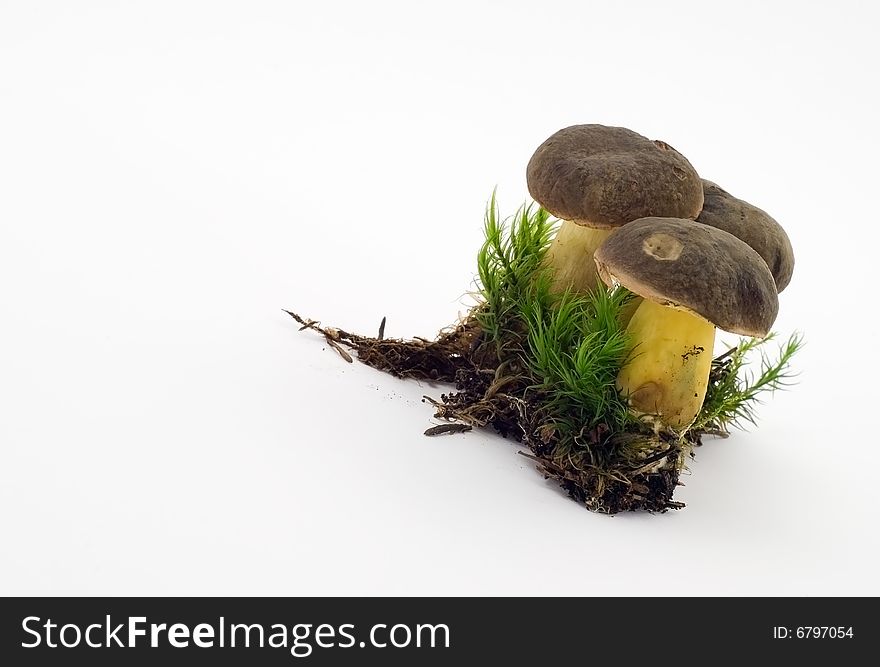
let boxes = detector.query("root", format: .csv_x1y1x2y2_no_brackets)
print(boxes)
287,308,706,514
284,310,477,382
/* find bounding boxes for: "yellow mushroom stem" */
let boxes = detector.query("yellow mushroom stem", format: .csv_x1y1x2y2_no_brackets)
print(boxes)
544,220,610,293
617,298,716,429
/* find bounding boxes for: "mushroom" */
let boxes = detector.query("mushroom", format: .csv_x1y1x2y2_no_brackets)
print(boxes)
696,180,794,291
594,217,779,428
526,124,704,293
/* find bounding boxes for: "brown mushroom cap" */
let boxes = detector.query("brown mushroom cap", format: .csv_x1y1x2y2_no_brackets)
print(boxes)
594,217,778,337
696,180,794,292
526,125,704,229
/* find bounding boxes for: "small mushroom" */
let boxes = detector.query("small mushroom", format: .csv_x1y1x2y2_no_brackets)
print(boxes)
696,180,794,291
526,125,704,293
594,217,779,428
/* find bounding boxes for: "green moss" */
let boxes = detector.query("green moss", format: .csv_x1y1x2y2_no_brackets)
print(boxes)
290,192,803,512
474,193,801,456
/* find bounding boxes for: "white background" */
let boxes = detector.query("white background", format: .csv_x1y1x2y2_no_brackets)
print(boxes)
2,1,878,596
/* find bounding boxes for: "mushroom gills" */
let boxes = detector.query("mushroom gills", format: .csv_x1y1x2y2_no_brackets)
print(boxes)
544,220,610,293
617,298,715,428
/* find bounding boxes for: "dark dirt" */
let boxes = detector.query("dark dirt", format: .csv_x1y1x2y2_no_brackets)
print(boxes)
286,309,701,514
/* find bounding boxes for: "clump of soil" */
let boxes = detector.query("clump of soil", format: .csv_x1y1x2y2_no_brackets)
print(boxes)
285,309,702,514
